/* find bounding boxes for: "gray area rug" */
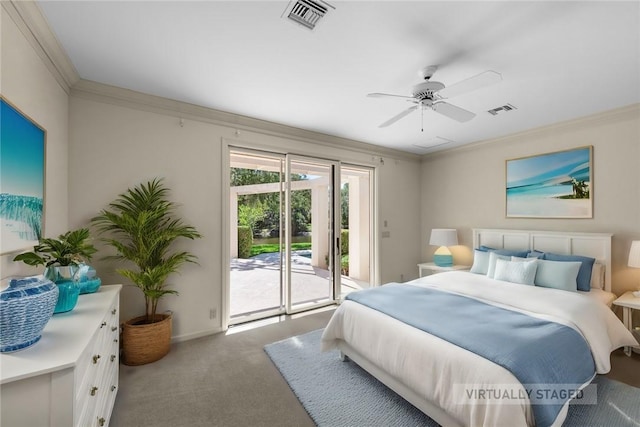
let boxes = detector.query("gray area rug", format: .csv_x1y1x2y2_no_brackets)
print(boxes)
265,329,640,427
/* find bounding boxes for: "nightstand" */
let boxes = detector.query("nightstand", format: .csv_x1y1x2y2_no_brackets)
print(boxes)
418,262,470,278
612,291,640,356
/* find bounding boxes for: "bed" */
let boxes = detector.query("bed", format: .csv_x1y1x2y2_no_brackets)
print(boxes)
321,229,637,427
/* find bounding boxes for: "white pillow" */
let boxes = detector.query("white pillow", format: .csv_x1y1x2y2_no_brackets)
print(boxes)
470,250,490,275
487,252,511,278
534,259,581,292
494,258,538,285
591,262,605,289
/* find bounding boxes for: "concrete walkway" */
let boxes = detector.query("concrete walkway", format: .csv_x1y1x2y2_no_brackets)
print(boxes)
230,251,366,318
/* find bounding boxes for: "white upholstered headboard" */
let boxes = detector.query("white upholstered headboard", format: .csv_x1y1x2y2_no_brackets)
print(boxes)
472,229,613,292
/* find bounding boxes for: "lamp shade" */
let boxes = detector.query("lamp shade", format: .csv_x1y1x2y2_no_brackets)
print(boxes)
429,229,458,247
628,241,640,268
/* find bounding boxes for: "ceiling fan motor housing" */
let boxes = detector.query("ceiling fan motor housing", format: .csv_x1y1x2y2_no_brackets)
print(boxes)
412,81,445,101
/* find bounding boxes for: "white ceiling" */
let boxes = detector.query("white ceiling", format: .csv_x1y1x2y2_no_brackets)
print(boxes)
38,1,640,155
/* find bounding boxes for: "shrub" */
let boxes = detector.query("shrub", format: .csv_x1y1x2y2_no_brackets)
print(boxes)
341,229,349,255
341,254,349,276
238,226,253,259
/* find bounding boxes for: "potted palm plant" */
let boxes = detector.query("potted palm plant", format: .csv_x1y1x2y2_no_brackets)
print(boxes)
91,178,201,365
13,228,97,313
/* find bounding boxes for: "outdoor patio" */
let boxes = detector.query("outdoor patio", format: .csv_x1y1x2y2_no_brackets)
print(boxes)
230,250,367,319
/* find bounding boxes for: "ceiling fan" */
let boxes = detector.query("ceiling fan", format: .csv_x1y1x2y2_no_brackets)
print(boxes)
368,65,502,129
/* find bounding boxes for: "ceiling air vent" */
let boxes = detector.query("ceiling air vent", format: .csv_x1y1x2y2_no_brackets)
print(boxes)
283,0,335,30
487,104,517,116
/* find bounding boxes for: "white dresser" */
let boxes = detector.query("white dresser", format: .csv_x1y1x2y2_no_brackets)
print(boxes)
1,285,122,427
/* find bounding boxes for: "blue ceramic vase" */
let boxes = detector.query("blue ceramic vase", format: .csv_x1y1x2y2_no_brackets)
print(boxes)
0,276,59,352
44,265,81,314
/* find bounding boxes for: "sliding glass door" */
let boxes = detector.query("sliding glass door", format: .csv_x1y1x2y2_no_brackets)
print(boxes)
229,150,340,324
229,150,286,321
286,156,340,313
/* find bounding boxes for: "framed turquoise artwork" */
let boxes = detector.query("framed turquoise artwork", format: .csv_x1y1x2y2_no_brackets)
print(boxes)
506,146,593,219
1,96,46,255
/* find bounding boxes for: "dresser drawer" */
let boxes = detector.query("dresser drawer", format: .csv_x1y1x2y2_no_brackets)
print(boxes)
75,296,120,426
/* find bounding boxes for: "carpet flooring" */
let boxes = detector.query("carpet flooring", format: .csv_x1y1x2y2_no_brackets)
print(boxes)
265,329,640,427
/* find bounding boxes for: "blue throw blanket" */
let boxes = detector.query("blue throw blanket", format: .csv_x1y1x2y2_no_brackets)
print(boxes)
346,284,596,427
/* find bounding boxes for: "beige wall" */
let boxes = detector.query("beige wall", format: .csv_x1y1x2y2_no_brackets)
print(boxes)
1,0,422,340
420,105,640,295
68,90,422,340
0,4,70,280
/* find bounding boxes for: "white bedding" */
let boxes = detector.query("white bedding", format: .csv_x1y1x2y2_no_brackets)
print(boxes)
321,271,636,427
580,287,617,307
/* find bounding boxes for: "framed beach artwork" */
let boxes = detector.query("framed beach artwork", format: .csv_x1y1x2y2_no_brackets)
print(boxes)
0,97,46,255
506,146,593,218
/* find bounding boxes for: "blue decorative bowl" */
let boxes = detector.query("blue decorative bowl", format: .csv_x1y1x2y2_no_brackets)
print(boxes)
76,264,102,294
0,277,58,352
79,278,102,294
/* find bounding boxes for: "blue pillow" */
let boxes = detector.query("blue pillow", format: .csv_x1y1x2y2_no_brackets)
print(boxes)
542,253,595,292
492,249,530,258
534,259,581,292
476,245,495,252
527,250,544,259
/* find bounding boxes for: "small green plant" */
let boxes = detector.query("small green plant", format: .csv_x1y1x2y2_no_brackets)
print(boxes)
13,228,97,267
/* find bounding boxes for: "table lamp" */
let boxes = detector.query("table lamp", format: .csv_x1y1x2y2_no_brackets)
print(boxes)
429,228,458,267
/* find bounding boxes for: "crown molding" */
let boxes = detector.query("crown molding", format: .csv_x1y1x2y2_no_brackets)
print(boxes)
3,0,80,93
422,103,640,160
71,79,420,162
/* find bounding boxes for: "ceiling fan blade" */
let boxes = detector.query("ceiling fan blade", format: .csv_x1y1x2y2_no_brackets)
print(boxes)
436,70,502,99
379,105,418,127
367,92,416,101
432,102,476,122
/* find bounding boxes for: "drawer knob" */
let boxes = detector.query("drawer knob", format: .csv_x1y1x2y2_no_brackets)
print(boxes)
98,417,106,426
111,385,117,392
100,321,107,328
93,354,101,364
112,308,117,315
90,386,98,396
111,354,116,362
111,326,118,332
114,339,118,343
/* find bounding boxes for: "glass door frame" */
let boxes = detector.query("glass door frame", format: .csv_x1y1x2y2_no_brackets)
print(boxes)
285,154,341,314
338,163,376,297
227,147,287,326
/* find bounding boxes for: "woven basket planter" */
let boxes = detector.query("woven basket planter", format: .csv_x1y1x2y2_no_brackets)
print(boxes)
122,313,172,366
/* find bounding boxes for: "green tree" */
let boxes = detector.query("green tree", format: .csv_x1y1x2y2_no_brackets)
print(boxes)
238,203,265,233
290,189,311,235
231,167,312,236
341,183,349,229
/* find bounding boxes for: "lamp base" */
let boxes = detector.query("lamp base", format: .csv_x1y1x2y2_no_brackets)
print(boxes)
433,254,453,267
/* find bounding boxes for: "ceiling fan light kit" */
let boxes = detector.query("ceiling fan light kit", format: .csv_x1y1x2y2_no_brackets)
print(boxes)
368,65,502,129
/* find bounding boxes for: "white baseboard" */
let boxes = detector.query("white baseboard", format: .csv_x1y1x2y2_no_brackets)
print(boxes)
171,327,224,343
